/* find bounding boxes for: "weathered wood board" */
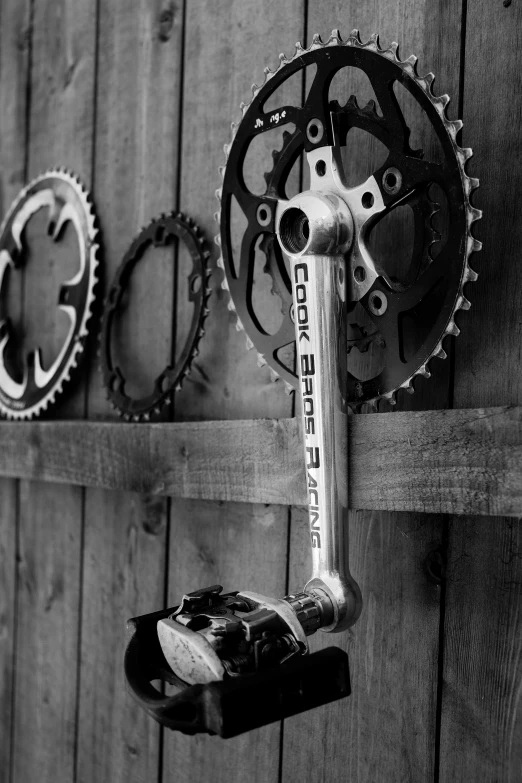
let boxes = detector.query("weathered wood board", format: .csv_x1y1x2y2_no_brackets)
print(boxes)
0,405,521,516
439,0,522,779
77,1,184,780
0,478,16,783
9,2,96,781
0,0,31,778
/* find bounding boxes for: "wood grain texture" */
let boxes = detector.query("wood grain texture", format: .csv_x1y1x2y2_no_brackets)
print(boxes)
13,480,83,783
351,405,522,517
172,3,302,423
441,518,522,783
164,499,290,783
77,1,185,781
0,479,16,783
0,0,30,220
1,405,520,515
162,1,302,780
284,507,443,783
77,489,167,783
11,2,97,781
439,1,522,780
282,3,463,780
0,1,31,779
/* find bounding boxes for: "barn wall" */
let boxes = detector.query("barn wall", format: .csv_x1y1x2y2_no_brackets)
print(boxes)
0,1,520,782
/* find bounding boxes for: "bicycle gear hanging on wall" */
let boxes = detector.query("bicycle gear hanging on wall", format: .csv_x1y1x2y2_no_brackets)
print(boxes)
216,30,481,408
0,169,99,420
124,30,482,739
100,212,211,421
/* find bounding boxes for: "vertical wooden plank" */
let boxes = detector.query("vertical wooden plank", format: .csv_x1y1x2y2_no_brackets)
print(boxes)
78,491,168,783
165,499,290,783
0,0,30,216
15,480,84,781
0,480,16,783
77,1,184,781
440,2,522,780
173,0,304,422
163,1,303,781
282,5,463,781
0,1,31,778
285,508,443,782
11,1,97,781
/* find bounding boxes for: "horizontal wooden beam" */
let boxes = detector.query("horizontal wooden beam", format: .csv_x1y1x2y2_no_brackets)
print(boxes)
0,406,520,517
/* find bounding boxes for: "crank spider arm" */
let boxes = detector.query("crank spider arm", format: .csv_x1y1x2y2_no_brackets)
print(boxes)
277,190,363,632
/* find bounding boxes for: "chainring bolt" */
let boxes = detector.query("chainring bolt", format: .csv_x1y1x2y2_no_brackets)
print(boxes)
382,167,402,195
256,203,272,226
368,290,388,316
306,118,324,144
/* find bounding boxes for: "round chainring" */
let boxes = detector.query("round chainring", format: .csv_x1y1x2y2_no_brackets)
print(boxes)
216,30,481,407
0,169,99,419
100,212,211,422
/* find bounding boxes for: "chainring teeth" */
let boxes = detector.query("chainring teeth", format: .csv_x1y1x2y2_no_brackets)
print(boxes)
0,168,100,420
216,29,482,406
100,211,211,422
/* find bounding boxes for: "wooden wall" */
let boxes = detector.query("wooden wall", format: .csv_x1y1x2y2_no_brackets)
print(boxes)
0,1,520,782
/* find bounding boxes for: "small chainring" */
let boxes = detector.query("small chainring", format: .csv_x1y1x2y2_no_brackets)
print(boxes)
100,212,211,421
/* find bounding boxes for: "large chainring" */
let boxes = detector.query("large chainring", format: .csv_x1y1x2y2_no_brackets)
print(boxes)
216,30,481,407
0,169,99,419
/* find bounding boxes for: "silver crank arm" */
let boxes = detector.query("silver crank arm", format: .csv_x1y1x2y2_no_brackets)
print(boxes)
149,186,364,715
277,190,363,632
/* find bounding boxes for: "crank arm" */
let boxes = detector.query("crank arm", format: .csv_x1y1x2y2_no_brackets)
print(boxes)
277,190,363,631
124,190,362,735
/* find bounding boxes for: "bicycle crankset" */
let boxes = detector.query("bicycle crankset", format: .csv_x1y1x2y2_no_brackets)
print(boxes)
216,28,481,407
125,30,481,737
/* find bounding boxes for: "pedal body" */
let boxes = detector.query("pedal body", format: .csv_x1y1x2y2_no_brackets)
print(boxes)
125,593,349,737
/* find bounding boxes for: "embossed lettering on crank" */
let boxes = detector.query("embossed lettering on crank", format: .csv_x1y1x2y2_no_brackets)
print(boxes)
295,261,321,549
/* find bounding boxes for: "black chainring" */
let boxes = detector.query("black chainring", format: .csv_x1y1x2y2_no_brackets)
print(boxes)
101,212,210,421
219,39,468,403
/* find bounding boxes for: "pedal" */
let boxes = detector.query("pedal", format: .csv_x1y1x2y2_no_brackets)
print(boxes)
125,586,349,737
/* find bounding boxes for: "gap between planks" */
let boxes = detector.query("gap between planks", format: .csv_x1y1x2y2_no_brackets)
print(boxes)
0,405,520,517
